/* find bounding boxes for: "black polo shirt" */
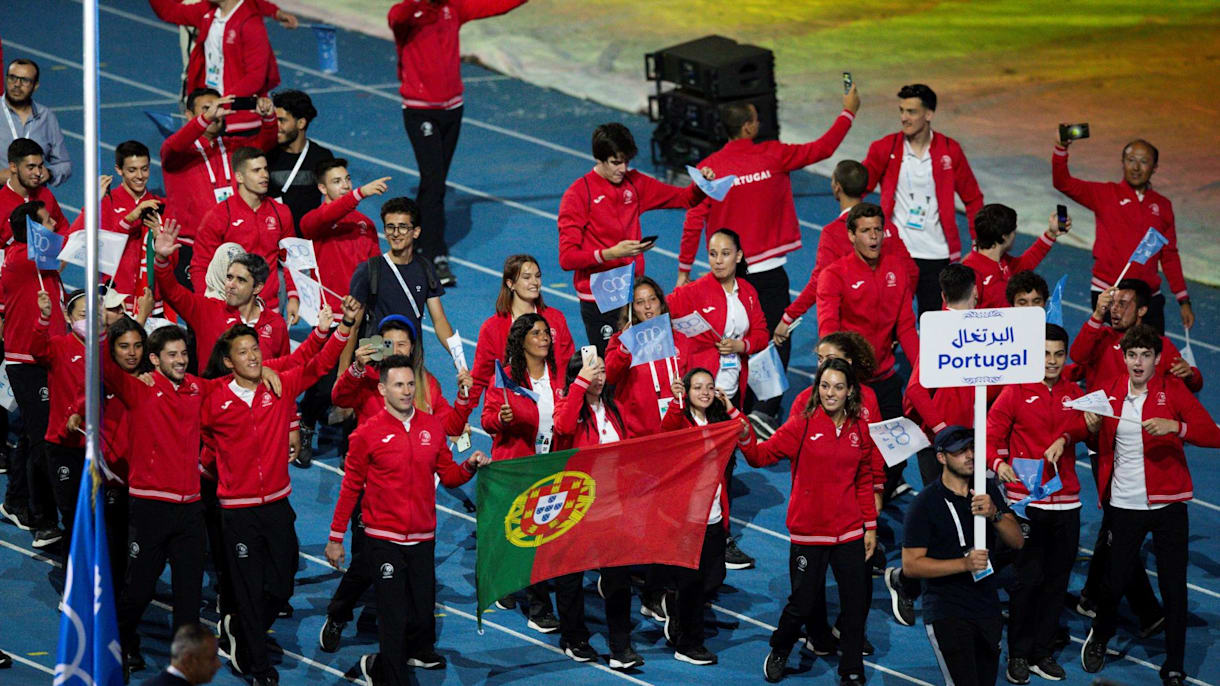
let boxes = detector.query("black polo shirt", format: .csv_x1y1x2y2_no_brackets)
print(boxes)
349,254,444,335
903,478,1011,623
267,139,334,231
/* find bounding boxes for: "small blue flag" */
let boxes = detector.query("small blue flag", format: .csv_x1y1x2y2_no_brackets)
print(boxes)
312,25,339,74
747,343,789,401
27,217,65,269
1008,457,1063,520
1046,275,1067,326
1128,227,1169,265
143,110,178,139
590,263,634,314
54,459,123,686
622,314,677,367
494,359,539,402
685,165,736,201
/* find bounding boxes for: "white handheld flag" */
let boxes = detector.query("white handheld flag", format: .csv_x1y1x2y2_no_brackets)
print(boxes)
1065,390,1114,415
446,332,468,371
671,311,713,338
1181,327,1197,368
288,267,322,328
746,344,788,401
279,237,318,273
58,230,128,275
868,417,931,468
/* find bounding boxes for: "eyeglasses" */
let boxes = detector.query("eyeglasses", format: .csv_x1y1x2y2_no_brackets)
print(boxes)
6,74,35,86
384,223,416,235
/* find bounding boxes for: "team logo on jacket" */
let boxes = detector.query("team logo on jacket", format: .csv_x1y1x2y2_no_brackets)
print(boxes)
380,563,394,579
421,121,434,137
226,30,237,45
39,387,49,402
983,275,994,286
1026,396,1039,404
57,466,70,481
809,433,824,442
129,542,140,558
796,555,808,572
260,393,273,408
886,272,897,287
940,155,952,171
1061,396,1073,408
261,323,272,337
849,432,860,447
1150,203,1160,216
381,434,395,444
264,216,277,232
505,471,596,548
1156,391,1166,406
235,542,248,558
623,189,634,204
419,430,432,446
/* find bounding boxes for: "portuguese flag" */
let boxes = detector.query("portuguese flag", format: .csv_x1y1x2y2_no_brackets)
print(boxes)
475,421,741,624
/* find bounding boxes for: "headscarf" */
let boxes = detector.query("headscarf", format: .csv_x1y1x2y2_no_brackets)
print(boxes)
204,242,246,300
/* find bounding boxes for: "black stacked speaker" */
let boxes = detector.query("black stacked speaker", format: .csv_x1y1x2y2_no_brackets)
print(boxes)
646,35,778,170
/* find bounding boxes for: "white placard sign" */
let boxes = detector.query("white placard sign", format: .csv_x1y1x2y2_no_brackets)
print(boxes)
918,307,1046,389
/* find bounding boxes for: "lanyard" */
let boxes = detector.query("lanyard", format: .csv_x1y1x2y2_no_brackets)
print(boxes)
2,104,18,140
944,499,968,548
646,355,677,395
194,137,230,186
383,253,423,320
279,139,310,195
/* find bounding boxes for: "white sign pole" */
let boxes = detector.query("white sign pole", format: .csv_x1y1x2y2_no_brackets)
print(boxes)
973,384,987,547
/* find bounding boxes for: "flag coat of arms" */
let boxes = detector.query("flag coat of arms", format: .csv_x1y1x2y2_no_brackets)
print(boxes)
475,421,741,623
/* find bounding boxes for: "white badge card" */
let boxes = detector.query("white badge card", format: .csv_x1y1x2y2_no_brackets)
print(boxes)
719,353,739,370
213,186,234,204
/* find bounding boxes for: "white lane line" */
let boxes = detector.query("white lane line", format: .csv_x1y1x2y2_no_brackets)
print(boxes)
1067,635,1215,686
0,649,55,675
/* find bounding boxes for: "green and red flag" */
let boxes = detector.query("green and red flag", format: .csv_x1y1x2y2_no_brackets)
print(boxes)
475,421,740,625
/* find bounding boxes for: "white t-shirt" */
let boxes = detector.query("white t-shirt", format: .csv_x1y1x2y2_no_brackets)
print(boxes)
590,400,621,445
892,131,949,260
229,379,256,407
693,413,723,525
1110,386,1165,511
715,280,749,398
532,370,554,453
204,0,245,91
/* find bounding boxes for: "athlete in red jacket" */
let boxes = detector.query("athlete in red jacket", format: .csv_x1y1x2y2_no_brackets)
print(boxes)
960,204,1064,310
744,359,877,684
389,0,529,283
326,356,489,683
299,160,387,317
1046,325,1220,681
558,123,706,351
862,84,984,317
1052,137,1190,333
0,139,69,246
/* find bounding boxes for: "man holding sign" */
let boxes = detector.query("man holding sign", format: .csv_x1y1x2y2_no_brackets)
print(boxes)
1053,135,1189,334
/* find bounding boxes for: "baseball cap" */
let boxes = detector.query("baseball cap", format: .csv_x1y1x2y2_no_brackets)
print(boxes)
102,289,129,310
934,425,974,453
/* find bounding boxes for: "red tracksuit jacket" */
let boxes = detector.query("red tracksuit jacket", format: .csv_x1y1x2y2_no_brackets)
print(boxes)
553,376,630,448
154,258,288,364
160,113,278,244
480,370,565,460
604,327,691,436
784,209,917,326
1070,314,1202,392
816,251,919,380
298,188,381,315
0,181,69,246
743,407,878,544
201,328,348,507
666,273,770,398
1052,145,1186,299
30,321,86,448
329,407,474,544
863,131,984,261
677,110,855,272
987,377,1085,507
388,0,527,109
558,169,703,302
468,306,575,409
1061,374,1220,507
331,363,473,434
1,242,65,362
102,357,209,503
661,405,751,530
960,234,1055,310
68,186,166,313
190,194,297,309
789,383,885,491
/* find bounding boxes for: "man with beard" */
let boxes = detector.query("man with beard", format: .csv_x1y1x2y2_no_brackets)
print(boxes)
267,89,333,229
0,138,68,244
0,59,70,186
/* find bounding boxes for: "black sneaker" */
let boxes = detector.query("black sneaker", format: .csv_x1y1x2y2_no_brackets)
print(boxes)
1074,594,1097,618
1030,656,1066,681
675,645,717,665
1006,657,1031,684
725,537,755,570
831,626,874,656
1140,615,1166,638
0,649,10,669
527,611,560,634
124,650,146,674
1163,672,1187,686
748,411,779,440
640,593,666,622
803,633,836,656
561,640,597,663
884,567,915,626
292,427,314,468
0,503,31,531
494,595,517,611
1080,628,1107,673
318,616,345,653
763,649,788,682
433,256,456,287
596,574,606,599
840,674,866,686
406,649,446,669
359,654,378,685
608,646,643,670
868,541,887,576
33,527,63,548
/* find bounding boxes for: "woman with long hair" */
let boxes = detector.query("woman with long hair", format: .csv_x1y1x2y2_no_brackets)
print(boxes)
603,275,691,436
469,254,575,410
745,358,877,685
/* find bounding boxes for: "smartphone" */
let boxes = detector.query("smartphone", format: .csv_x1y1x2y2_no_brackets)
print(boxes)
581,345,597,367
1058,123,1090,142
1056,204,1069,233
231,96,258,111
639,234,658,245
359,335,388,361
140,201,167,220
842,72,853,94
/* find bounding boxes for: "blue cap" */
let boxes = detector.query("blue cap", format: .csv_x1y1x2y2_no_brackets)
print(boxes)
934,425,974,453
377,314,417,340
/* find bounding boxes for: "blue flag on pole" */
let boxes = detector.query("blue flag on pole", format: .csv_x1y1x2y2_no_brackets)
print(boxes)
747,343,789,401
1046,275,1067,326
1008,457,1063,520
55,460,123,686
590,263,634,314
27,217,65,269
143,110,178,139
494,359,539,402
622,314,677,367
312,25,339,74
684,165,737,201
1128,227,1169,265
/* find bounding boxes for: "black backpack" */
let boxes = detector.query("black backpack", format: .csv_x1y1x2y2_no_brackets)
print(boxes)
358,251,439,338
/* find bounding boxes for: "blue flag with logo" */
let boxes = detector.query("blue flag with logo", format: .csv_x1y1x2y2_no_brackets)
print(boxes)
747,343,789,401
55,459,123,686
1008,457,1063,520
143,110,178,139
1128,227,1169,265
312,25,339,74
1046,275,1067,326
590,263,634,314
622,314,677,367
494,359,539,402
27,217,64,269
